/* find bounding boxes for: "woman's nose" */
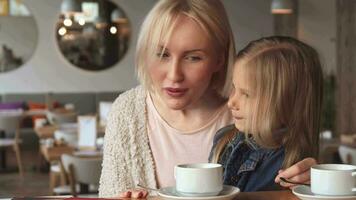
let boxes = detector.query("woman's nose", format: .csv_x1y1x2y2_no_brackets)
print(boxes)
167,59,184,82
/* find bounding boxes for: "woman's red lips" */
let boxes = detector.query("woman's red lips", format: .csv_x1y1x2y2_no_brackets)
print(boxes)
164,87,188,97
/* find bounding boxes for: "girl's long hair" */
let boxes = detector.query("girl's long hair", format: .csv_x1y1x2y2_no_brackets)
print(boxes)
212,36,323,168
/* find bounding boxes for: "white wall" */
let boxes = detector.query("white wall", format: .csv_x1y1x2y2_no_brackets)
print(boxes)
298,0,336,75
0,0,273,93
0,16,37,62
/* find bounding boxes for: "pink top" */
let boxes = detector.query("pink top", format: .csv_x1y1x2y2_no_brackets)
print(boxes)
146,94,233,188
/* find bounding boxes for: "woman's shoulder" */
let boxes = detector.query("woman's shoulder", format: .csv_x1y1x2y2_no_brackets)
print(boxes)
105,85,147,139
113,85,146,103
111,85,146,112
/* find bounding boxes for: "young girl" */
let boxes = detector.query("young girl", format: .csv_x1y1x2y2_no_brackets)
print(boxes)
210,36,323,192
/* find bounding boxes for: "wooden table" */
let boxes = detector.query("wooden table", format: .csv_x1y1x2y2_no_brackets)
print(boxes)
35,125,59,139
120,191,299,200
234,190,299,200
143,191,299,200
144,190,299,200
35,125,105,139
40,145,102,162
10,190,300,200
40,145,75,162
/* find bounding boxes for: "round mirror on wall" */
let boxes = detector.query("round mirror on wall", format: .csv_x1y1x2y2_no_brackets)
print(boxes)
0,0,38,73
56,0,131,71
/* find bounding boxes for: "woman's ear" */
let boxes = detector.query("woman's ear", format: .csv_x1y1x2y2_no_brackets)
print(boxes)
214,54,225,73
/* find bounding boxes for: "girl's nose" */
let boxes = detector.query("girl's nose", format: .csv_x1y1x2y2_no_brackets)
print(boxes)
167,59,184,82
227,91,240,110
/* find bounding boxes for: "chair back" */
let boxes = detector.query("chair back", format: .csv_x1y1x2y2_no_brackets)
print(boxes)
47,111,77,125
61,154,102,185
98,101,112,127
54,129,78,147
77,115,97,150
339,145,356,165
0,111,23,140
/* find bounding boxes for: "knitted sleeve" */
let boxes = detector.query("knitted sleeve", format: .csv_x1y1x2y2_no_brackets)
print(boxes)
99,86,156,197
98,90,136,197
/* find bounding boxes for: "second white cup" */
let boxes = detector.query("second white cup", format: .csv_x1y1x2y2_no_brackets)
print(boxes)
311,164,356,196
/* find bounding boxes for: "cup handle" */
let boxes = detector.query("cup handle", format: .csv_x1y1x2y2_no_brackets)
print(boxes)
352,171,356,192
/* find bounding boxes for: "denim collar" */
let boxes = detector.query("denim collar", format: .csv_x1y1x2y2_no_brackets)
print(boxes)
228,133,264,174
210,124,285,169
225,128,284,175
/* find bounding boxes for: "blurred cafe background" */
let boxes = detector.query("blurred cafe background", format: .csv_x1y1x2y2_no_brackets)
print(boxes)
0,0,355,197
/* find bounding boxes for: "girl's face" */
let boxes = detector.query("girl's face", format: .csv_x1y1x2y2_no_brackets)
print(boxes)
227,61,256,132
147,16,222,110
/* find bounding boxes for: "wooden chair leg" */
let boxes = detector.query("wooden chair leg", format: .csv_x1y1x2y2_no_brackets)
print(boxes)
37,145,44,172
49,171,59,195
68,164,77,197
13,144,24,179
58,160,67,186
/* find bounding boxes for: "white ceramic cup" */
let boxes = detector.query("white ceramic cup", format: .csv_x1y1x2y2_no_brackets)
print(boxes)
174,163,223,197
34,118,47,128
45,138,54,147
311,164,356,196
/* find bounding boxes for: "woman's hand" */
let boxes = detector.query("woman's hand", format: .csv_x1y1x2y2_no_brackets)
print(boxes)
275,157,317,188
118,189,149,199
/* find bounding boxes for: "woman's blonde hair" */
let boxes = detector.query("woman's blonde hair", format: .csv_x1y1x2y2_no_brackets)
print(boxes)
135,0,236,97
212,36,323,168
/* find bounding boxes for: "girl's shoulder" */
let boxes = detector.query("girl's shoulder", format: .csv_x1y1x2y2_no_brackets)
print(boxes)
212,124,242,144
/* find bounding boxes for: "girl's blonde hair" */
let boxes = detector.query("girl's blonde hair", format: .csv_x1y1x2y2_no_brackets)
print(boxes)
135,0,236,97
212,36,323,168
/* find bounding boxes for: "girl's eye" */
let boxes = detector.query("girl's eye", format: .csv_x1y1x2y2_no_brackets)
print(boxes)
156,52,169,59
242,92,249,98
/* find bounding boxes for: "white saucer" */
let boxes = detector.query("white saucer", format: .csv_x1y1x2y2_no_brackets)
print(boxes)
157,185,240,200
292,185,356,200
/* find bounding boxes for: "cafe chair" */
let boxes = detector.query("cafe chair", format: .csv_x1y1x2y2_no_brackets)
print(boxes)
0,112,24,178
338,145,356,165
47,110,77,125
49,161,67,195
98,101,112,127
50,125,78,194
55,154,102,197
54,129,78,147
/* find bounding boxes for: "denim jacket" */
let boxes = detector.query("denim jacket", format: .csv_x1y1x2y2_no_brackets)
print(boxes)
209,124,285,192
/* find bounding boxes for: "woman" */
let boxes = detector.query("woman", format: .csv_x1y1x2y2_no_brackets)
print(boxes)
99,0,315,198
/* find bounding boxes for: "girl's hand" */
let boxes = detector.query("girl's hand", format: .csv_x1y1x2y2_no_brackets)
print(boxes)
118,189,149,199
274,157,317,188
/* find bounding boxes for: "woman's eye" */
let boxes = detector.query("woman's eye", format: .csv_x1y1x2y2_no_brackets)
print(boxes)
185,55,202,62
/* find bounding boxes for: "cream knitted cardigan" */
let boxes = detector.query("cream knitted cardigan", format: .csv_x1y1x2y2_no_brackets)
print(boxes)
99,86,157,197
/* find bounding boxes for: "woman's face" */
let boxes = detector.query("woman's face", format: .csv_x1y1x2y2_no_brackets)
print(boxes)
147,16,222,110
227,62,256,132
